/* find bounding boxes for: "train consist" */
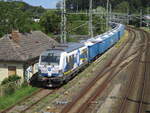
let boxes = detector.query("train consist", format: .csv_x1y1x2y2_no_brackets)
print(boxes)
36,23,125,87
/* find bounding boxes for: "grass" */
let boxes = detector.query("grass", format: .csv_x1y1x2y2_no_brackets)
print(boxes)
115,31,129,48
33,93,60,112
140,27,150,33
0,85,38,111
47,93,60,100
47,32,55,37
67,37,78,42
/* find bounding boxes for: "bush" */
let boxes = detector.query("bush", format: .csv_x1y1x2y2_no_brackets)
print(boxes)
1,75,21,85
0,85,37,110
1,75,21,95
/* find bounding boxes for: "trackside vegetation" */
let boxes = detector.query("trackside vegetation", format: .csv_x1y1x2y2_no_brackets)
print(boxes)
65,0,149,14
0,1,45,37
0,75,38,111
0,84,37,111
115,31,129,48
0,1,107,42
140,27,150,33
1,75,21,85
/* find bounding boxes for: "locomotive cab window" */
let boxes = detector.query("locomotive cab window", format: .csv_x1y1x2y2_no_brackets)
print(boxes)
40,52,60,65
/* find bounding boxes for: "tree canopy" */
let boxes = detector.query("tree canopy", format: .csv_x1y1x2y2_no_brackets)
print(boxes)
65,0,149,14
0,1,46,37
40,10,61,34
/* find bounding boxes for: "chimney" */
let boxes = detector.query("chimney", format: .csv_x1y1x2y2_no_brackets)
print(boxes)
11,30,20,43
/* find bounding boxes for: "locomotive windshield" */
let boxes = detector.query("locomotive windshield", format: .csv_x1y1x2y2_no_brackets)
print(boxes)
40,52,60,65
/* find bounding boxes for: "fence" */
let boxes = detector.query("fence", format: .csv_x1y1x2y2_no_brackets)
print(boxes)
0,79,22,97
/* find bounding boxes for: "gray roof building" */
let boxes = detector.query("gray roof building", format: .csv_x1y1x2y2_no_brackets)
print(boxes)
0,31,59,62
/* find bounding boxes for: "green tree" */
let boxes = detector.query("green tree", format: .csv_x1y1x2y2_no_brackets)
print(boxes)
64,0,148,14
40,10,61,34
114,1,129,13
93,15,106,35
0,1,45,37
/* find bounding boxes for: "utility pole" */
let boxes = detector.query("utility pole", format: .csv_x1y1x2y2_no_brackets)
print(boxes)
109,4,112,23
61,0,67,43
147,7,150,29
60,15,63,43
140,9,142,27
126,8,129,25
89,0,93,38
106,0,109,30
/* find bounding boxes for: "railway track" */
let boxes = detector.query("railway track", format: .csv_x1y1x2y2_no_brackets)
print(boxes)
0,29,129,113
118,29,148,113
1,28,149,113
1,89,56,113
61,28,138,113
117,29,150,113
137,30,150,113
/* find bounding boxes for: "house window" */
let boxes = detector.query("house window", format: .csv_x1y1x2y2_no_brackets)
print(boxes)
8,66,16,76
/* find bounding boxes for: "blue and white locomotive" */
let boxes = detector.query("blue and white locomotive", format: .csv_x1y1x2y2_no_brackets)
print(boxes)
38,23,125,87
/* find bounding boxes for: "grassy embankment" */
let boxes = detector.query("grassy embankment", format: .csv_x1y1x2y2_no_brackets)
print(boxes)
140,27,150,33
0,85,38,111
115,30,129,48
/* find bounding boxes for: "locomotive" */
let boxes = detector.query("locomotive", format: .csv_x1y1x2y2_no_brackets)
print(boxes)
37,23,125,87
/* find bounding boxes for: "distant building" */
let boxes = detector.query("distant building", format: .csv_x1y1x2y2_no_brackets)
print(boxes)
33,19,40,23
0,31,58,83
143,15,150,26
144,15,150,20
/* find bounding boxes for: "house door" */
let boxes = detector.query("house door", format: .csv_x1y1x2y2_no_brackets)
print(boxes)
8,66,16,76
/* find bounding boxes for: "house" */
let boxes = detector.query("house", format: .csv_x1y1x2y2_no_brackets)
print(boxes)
0,31,58,83
33,19,40,23
143,15,150,27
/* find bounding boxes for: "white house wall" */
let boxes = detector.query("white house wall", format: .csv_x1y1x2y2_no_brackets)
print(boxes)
0,62,24,83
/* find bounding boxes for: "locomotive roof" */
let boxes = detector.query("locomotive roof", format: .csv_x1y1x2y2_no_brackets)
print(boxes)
47,42,84,53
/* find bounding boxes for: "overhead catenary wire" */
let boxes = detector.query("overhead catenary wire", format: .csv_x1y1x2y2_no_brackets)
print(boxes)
61,0,94,43
69,0,105,37
61,0,126,43
68,21,89,33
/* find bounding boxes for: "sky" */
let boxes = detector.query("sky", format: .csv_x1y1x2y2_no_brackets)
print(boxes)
23,0,61,9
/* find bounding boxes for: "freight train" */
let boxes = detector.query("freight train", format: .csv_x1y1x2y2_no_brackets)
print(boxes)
36,23,125,87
